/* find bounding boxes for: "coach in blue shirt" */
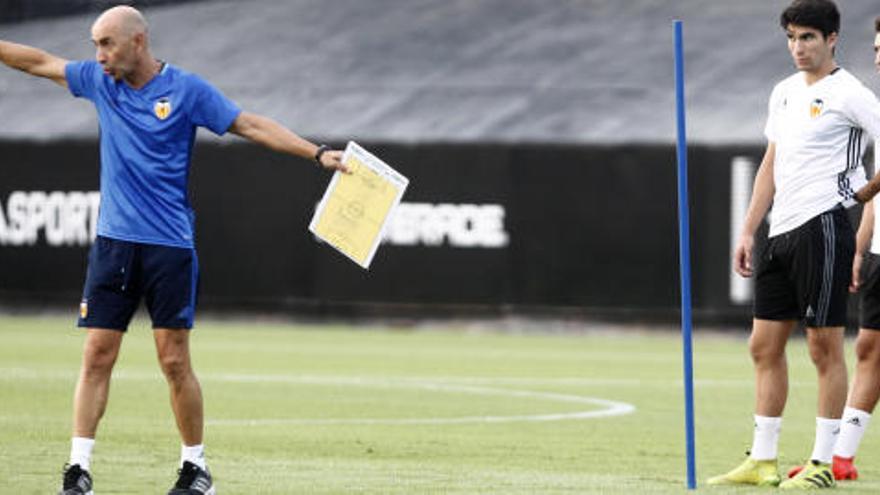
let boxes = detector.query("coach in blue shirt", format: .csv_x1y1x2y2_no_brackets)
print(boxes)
0,6,349,495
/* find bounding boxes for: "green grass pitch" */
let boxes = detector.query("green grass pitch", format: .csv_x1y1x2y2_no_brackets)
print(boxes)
2,314,880,494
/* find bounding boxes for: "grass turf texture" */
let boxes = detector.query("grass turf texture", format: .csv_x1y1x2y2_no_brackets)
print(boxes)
1,314,879,494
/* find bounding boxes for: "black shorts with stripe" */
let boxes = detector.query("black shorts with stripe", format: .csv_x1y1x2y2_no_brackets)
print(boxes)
754,206,854,327
859,253,880,330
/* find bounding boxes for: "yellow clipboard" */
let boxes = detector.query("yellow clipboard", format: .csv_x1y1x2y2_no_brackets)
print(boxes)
309,141,409,269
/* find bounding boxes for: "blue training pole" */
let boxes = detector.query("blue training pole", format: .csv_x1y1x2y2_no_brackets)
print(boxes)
674,19,697,490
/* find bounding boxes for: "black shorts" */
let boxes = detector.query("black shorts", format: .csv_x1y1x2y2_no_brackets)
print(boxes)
754,207,854,327
859,253,880,330
77,236,199,331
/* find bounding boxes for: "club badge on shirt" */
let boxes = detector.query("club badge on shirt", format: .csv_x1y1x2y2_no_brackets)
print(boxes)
810,98,824,119
154,97,172,120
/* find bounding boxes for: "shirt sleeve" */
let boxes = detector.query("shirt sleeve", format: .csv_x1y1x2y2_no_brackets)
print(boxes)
189,74,241,136
65,61,99,100
843,85,880,141
764,84,781,142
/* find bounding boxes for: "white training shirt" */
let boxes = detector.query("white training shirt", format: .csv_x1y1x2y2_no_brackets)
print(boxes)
765,68,880,237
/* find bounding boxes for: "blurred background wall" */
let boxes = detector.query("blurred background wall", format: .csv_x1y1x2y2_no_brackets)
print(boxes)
1,0,878,324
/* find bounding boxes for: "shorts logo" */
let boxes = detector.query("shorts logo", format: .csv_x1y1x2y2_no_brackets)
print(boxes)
154,97,172,120
810,98,824,119
79,300,88,319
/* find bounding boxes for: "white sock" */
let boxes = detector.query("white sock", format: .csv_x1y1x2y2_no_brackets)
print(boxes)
810,417,840,463
69,437,95,472
181,444,206,470
750,415,782,460
834,407,872,458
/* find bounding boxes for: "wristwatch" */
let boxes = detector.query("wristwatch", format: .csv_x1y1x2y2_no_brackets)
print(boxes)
314,144,330,164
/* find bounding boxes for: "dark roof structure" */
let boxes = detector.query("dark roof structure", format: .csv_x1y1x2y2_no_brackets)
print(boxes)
0,0,878,144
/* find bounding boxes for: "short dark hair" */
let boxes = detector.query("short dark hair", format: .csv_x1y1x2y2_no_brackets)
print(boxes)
875,16,880,33
780,0,840,38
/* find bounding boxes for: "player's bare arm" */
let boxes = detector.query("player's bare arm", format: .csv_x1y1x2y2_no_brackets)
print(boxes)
855,173,880,203
733,142,776,278
229,111,350,173
0,40,68,87
851,200,874,292
859,33,880,202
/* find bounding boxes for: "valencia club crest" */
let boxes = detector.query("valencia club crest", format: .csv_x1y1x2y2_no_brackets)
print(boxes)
809,98,824,119
154,97,172,120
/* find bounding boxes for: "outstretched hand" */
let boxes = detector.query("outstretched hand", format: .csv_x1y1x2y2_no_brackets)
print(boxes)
318,150,351,174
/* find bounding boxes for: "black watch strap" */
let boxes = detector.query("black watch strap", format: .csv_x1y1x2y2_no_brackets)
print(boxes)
314,144,330,164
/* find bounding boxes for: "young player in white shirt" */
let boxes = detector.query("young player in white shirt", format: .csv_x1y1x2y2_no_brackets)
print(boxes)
709,1,880,489
806,14,880,484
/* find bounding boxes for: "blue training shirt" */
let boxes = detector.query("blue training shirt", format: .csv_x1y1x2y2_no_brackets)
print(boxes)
66,61,241,248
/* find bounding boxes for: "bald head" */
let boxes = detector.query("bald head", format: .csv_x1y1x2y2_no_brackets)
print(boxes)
90,6,155,83
92,6,149,41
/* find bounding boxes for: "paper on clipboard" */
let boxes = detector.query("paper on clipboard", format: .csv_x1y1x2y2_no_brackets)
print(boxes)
309,141,409,269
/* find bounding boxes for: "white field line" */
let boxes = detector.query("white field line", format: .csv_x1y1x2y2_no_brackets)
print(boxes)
1,368,636,425
207,383,636,426
0,367,811,388
0,367,823,425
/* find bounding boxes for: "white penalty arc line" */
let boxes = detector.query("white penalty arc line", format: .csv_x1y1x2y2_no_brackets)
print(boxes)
203,376,636,426
0,368,636,425
0,367,794,388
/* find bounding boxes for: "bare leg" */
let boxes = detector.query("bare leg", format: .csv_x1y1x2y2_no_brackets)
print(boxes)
806,326,847,418
848,329,880,412
749,319,797,416
832,329,880,464
154,329,203,445
72,328,124,438
706,319,796,483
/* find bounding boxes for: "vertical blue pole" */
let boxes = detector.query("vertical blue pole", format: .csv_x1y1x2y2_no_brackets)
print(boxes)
674,19,697,490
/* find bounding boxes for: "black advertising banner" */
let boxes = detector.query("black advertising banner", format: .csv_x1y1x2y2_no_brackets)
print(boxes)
0,140,763,323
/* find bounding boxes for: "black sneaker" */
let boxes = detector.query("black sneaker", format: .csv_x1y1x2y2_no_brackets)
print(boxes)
58,463,93,495
168,461,215,494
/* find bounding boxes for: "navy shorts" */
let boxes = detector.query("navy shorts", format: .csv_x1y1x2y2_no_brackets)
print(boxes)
753,207,854,327
78,236,199,331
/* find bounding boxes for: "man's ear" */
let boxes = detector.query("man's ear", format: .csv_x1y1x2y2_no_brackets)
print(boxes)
826,31,838,50
133,32,146,52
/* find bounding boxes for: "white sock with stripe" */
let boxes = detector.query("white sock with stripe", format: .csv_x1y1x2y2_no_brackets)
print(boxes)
750,415,782,460
834,407,871,458
810,417,840,464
